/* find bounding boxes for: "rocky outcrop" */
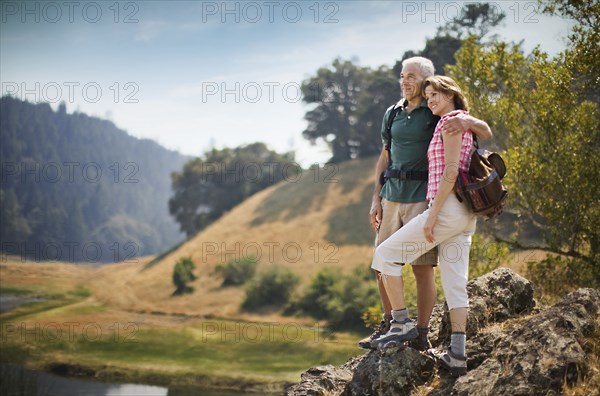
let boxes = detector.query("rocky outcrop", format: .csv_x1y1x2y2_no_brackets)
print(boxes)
286,268,600,396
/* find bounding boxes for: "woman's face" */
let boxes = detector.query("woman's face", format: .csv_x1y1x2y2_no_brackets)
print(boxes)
424,85,454,116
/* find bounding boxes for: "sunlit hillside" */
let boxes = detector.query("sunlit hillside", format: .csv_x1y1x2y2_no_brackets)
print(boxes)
87,158,379,320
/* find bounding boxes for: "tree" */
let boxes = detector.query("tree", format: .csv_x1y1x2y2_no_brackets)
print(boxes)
437,3,506,41
446,14,600,283
354,66,399,157
301,59,398,162
172,256,197,295
301,59,367,162
169,143,294,236
540,0,600,102
396,2,506,75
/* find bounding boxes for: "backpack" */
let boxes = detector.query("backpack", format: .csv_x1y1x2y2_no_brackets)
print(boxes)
454,138,508,218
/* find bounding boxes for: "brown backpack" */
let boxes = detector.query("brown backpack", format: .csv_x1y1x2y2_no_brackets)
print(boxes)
454,139,508,218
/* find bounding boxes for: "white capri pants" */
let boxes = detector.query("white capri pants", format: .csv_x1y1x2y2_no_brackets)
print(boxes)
371,193,477,309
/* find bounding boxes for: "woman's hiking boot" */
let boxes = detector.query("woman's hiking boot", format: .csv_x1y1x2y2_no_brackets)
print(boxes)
428,347,467,377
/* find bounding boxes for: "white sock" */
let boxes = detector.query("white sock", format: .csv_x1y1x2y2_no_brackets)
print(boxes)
391,308,409,323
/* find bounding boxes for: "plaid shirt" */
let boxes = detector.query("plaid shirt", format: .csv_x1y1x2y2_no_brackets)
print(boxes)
426,110,474,200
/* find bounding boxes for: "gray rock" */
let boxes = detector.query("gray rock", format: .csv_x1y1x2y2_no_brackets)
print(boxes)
451,287,600,395
285,365,352,396
433,267,535,345
286,269,599,396
341,346,435,396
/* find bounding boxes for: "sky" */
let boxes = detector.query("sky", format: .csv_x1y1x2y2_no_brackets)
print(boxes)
1,1,574,166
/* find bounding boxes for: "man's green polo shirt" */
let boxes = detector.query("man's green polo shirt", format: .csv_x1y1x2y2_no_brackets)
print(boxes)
380,100,439,203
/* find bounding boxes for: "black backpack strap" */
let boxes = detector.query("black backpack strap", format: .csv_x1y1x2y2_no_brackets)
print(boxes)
384,101,404,153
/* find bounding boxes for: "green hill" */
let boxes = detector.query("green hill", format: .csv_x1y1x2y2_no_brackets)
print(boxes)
0,96,189,262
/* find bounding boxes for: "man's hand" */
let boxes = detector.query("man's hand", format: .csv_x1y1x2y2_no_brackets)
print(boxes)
370,199,383,231
443,111,471,136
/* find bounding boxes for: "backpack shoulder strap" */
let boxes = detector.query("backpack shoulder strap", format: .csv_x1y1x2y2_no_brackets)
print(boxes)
384,101,404,152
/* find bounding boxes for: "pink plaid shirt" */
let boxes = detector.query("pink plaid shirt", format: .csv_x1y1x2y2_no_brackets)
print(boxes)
426,110,474,200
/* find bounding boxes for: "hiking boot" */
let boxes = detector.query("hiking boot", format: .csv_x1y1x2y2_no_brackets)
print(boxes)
370,319,418,349
357,318,391,349
428,347,467,377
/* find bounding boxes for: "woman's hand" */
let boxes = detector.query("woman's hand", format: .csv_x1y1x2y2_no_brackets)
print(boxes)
424,212,437,243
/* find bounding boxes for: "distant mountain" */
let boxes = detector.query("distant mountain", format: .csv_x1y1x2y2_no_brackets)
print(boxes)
0,96,189,262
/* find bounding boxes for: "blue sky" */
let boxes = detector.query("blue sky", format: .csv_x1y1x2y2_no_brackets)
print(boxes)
1,1,573,165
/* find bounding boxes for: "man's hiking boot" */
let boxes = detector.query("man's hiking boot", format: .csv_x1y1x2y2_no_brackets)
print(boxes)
357,317,391,349
428,347,467,377
370,318,418,349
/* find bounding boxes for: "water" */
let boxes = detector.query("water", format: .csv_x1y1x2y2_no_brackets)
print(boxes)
0,365,281,396
0,295,46,313
0,364,168,396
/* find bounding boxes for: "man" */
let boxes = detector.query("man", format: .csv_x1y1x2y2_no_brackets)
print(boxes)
358,57,492,350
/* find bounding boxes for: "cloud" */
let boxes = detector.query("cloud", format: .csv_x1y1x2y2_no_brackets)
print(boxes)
134,20,168,42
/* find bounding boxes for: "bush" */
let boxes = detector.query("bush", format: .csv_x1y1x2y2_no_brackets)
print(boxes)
527,255,599,304
241,265,299,311
214,256,258,286
290,266,379,331
172,256,197,295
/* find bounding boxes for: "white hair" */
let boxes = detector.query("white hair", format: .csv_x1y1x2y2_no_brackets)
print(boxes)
402,57,435,78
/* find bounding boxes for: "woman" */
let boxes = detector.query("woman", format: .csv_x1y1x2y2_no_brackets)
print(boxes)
370,75,486,377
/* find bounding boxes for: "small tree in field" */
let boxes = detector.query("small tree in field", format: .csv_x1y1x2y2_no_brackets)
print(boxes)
172,256,197,295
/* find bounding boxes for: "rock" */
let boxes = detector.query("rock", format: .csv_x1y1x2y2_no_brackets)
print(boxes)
432,267,535,345
451,287,600,396
287,268,599,396
285,365,352,396
341,346,435,396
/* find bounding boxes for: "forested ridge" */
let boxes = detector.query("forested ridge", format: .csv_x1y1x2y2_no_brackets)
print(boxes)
0,96,188,262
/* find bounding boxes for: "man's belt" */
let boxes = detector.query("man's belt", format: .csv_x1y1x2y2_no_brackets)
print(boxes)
383,169,428,181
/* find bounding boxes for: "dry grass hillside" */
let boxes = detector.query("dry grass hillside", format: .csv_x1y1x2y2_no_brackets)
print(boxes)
2,157,542,324
88,158,380,320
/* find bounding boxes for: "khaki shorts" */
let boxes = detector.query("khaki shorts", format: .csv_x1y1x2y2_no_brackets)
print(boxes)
375,198,438,266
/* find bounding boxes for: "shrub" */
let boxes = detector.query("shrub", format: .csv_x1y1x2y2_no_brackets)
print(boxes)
172,257,197,295
291,266,379,331
241,265,299,311
214,256,258,286
527,255,599,304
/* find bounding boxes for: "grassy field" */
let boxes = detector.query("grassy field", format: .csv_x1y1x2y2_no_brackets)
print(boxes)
0,277,361,393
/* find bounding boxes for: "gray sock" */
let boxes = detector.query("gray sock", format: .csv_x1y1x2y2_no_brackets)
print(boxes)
391,308,409,323
450,332,466,357
417,327,429,339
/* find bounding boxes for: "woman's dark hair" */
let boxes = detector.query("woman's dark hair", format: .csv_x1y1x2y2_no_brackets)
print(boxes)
422,76,469,112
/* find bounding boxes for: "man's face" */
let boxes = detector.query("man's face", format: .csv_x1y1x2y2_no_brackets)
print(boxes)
399,63,424,102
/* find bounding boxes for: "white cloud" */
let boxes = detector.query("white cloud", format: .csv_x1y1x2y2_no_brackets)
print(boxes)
134,20,168,42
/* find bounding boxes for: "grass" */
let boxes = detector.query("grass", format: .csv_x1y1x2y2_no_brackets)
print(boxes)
1,285,361,391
